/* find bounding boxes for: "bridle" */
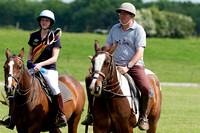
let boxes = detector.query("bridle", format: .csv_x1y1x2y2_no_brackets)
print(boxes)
5,56,35,106
92,51,122,97
92,51,114,87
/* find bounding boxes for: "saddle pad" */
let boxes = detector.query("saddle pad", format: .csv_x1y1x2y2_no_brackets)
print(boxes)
118,73,140,123
58,81,73,103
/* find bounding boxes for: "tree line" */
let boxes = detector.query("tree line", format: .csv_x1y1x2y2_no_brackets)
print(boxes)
0,0,199,38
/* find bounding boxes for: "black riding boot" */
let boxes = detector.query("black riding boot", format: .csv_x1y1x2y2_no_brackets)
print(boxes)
0,97,15,130
138,96,150,131
81,75,94,126
53,93,67,128
81,95,94,125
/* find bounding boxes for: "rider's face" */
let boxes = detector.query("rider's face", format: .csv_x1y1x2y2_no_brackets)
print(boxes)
119,11,134,24
40,17,51,29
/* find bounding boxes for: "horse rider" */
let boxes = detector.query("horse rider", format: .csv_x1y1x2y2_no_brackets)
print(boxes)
81,2,151,131
27,10,67,128
0,10,67,129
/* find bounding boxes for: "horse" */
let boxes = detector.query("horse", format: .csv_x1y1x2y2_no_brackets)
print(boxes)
3,48,85,133
88,40,162,133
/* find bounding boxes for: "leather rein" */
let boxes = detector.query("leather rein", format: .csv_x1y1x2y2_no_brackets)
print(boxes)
5,56,36,107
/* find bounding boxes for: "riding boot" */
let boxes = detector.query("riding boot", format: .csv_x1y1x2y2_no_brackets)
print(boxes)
81,95,94,125
81,75,94,126
138,96,150,131
53,93,67,128
0,97,15,130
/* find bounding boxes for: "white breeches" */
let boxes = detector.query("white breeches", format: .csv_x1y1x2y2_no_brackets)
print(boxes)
42,69,60,95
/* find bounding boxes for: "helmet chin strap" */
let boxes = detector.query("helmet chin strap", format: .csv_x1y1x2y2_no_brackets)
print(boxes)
119,19,133,26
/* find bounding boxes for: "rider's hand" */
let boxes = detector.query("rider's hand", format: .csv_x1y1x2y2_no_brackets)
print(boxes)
89,66,93,74
33,63,42,72
117,66,129,75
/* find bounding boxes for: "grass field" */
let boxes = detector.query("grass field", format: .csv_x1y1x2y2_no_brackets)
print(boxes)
0,29,200,132
0,85,200,133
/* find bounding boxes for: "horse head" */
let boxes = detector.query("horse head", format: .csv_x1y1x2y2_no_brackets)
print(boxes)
89,40,118,96
4,48,25,96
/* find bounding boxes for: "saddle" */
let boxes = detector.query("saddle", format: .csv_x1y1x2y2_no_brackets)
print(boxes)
122,73,154,114
34,72,73,103
35,72,53,102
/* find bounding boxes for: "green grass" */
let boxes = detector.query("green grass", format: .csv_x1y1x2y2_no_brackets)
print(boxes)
0,29,200,83
0,29,200,132
1,85,200,133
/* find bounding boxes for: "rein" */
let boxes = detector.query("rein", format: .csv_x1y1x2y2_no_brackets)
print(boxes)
16,74,36,107
5,56,36,106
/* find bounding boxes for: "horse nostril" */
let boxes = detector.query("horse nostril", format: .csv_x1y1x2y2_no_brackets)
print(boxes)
94,86,101,95
12,85,15,90
96,86,100,92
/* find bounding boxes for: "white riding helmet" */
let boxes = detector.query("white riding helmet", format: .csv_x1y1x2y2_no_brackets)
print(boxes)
116,2,136,16
37,10,55,25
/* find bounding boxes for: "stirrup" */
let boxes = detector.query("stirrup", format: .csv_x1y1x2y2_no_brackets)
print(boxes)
56,113,67,128
0,115,14,130
81,114,93,126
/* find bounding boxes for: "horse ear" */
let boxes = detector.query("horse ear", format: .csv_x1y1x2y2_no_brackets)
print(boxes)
95,40,101,52
18,48,25,59
108,41,118,54
5,48,11,59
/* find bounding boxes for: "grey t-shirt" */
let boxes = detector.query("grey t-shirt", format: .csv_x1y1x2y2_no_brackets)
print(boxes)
106,21,146,66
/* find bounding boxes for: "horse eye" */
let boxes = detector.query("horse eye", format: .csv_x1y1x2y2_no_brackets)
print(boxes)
104,61,109,66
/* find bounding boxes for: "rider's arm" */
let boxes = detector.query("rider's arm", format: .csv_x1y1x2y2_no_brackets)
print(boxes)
33,47,60,71
128,46,144,68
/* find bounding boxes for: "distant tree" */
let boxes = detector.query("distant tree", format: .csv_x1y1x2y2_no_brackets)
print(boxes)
135,8,157,37
135,7,195,38
0,0,198,37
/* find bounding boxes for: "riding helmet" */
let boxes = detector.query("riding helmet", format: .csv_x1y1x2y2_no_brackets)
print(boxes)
37,10,55,25
116,2,136,16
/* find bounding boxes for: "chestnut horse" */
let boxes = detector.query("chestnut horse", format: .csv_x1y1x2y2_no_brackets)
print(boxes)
3,48,85,133
89,41,162,133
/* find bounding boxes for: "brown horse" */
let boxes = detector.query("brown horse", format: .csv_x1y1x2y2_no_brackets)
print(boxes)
3,48,85,133
89,40,162,133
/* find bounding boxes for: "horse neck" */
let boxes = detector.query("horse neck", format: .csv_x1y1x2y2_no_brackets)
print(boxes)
19,66,33,90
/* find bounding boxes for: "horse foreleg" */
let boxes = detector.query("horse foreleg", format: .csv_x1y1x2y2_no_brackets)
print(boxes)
68,113,82,133
147,117,158,133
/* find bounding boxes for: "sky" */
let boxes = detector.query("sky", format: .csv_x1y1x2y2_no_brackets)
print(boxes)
62,0,200,3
